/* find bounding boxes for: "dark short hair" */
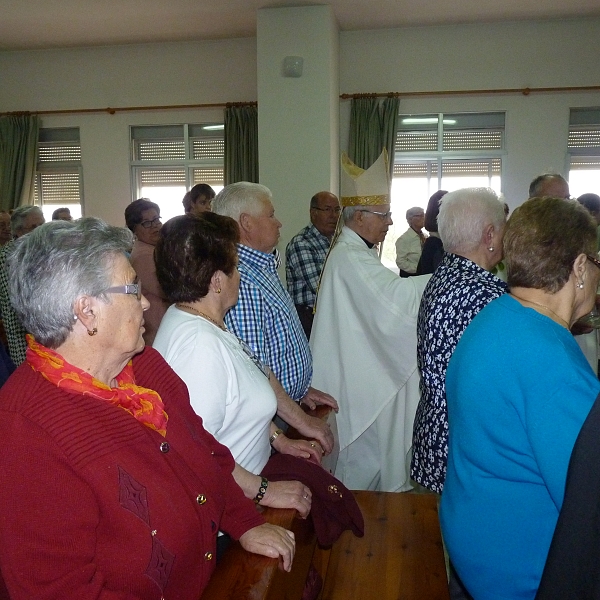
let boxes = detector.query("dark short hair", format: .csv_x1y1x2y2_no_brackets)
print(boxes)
52,207,70,220
155,212,240,303
183,184,216,213
577,193,600,215
528,174,567,198
504,197,596,293
124,198,160,232
424,190,448,233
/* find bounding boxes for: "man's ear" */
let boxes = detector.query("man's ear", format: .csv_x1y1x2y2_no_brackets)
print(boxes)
239,213,253,234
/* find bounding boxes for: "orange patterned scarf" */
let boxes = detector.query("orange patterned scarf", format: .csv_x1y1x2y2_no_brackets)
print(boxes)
26,335,168,436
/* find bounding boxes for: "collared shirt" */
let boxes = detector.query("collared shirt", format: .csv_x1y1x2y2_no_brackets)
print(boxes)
285,224,331,307
225,243,312,401
0,240,27,366
395,227,425,274
411,253,507,493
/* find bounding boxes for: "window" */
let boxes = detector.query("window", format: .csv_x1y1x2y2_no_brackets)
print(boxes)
130,124,224,222
34,128,83,221
568,108,600,198
382,112,505,269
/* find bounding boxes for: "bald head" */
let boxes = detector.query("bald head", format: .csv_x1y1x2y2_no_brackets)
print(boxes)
528,174,570,199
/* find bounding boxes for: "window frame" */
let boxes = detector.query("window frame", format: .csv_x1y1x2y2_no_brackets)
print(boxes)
34,128,84,220
129,123,224,204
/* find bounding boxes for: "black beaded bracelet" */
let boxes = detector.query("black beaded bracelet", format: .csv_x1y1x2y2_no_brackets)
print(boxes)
253,477,269,505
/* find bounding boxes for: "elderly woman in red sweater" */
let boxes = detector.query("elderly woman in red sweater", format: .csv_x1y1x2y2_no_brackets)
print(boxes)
0,217,294,600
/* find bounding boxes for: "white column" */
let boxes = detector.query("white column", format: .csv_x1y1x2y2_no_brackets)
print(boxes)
257,5,339,257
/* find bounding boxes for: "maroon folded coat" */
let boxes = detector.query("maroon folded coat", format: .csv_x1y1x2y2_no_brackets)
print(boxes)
262,453,364,546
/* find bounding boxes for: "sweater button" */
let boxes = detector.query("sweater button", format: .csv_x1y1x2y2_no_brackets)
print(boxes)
159,442,170,453
204,551,213,561
196,494,207,505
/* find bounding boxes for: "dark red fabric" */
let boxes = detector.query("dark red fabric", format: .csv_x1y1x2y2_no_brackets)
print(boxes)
0,347,264,600
262,453,364,546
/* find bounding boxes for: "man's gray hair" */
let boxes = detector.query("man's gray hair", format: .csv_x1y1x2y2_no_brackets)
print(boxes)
11,206,43,236
8,217,134,349
438,188,505,254
528,173,567,198
342,205,361,224
406,207,424,221
212,182,272,222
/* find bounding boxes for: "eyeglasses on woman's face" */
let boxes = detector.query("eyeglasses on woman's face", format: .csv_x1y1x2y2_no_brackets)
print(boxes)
586,254,600,271
140,217,161,229
105,278,142,301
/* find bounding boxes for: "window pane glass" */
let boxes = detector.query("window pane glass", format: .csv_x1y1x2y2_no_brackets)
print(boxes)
569,156,600,197
569,108,600,126
443,112,505,130
568,127,600,151
138,185,187,223
191,138,225,161
387,112,504,271
41,204,82,222
131,123,224,211
568,109,600,195
36,128,83,218
192,168,224,187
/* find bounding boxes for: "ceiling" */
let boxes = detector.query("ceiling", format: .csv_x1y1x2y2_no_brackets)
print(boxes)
1,0,598,51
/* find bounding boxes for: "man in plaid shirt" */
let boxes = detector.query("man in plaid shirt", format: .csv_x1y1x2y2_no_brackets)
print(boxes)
213,182,338,417
285,192,339,337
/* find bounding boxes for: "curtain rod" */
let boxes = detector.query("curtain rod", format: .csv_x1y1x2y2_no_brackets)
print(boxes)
3,84,598,116
0,101,257,117
340,85,600,99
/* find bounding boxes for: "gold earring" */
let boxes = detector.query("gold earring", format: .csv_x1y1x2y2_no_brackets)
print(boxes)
87,327,98,336
216,288,221,294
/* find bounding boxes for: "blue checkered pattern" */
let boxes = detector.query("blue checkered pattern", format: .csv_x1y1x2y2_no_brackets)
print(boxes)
225,244,312,401
285,224,331,307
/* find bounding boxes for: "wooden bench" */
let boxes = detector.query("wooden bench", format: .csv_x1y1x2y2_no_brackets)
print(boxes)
202,406,449,600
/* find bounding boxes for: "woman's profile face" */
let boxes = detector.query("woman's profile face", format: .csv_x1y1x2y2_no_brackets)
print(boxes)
95,254,149,363
219,255,241,311
133,208,162,246
577,254,600,321
190,195,212,215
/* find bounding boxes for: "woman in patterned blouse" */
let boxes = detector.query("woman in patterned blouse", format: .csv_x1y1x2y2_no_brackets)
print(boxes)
411,187,507,494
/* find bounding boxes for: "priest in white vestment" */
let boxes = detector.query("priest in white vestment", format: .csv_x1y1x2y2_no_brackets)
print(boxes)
310,150,430,492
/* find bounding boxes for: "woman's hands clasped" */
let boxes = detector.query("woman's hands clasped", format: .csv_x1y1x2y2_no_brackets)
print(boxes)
239,523,296,572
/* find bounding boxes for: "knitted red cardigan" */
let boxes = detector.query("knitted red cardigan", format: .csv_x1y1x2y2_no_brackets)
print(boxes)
0,347,264,600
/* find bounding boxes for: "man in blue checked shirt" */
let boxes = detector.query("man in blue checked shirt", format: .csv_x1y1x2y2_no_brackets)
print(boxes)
213,182,338,418
285,191,339,338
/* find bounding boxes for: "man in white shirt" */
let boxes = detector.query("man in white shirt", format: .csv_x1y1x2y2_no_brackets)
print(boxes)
395,206,426,277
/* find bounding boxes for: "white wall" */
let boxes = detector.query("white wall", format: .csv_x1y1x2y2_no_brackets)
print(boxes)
1,17,600,230
340,18,600,207
0,39,256,225
257,6,339,250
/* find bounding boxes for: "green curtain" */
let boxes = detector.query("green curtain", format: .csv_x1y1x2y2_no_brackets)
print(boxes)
224,105,258,185
348,97,381,169
348,96,399,175
379,97,399,177
0,115,39,211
